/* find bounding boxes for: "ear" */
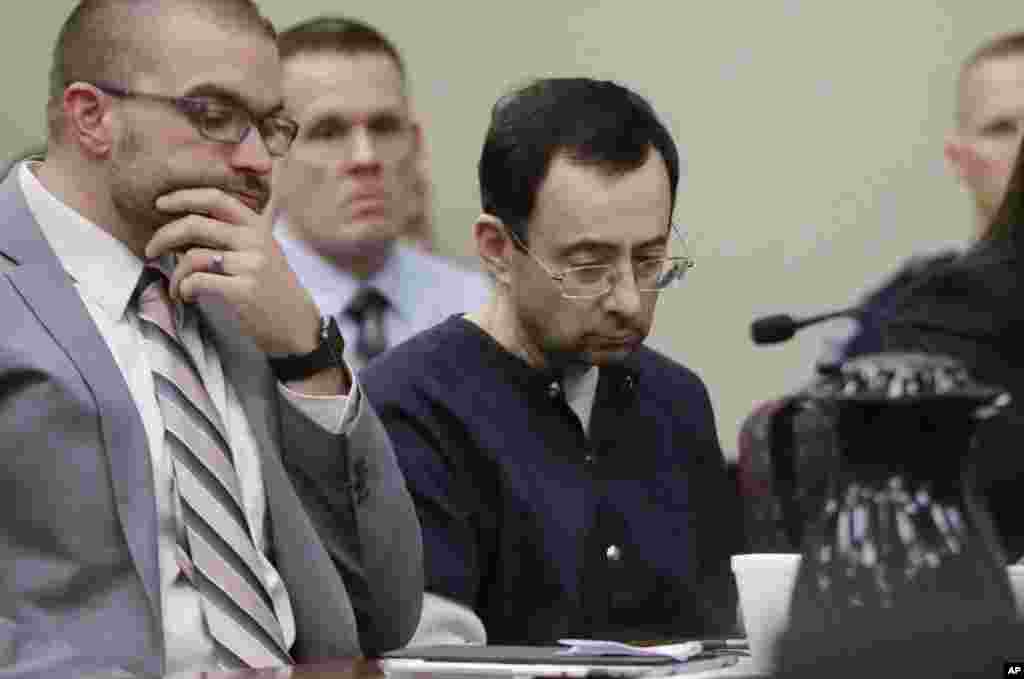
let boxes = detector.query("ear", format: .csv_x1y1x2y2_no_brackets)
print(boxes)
411,120,424,156
61,83,116,157
474,213,513,285
944,133,971,183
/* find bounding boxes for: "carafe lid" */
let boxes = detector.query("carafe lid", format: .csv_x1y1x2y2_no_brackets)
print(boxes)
807,352,1008,406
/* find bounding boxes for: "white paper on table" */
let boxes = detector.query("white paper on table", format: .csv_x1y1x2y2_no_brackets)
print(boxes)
557,638,704,662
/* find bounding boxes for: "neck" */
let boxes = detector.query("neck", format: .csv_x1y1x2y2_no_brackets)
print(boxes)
974,208,995,242
35,153,148,259
299,231,396,281
467,293,575,374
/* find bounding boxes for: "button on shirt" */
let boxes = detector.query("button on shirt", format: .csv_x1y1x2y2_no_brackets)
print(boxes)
19,163,362,675
409,364,600,646
362,316,739,643
275,224,492,370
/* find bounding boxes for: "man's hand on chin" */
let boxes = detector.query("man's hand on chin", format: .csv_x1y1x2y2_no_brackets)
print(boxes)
146,187,351,395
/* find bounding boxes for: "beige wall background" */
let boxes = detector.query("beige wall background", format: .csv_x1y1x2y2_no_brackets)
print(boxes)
5,1,1022,459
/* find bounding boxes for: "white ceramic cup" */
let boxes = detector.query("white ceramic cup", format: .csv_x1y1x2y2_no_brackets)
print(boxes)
731,553,801,673
1008,564,1024,615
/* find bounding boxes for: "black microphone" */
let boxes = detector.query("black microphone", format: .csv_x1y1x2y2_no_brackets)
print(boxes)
751,307,863,345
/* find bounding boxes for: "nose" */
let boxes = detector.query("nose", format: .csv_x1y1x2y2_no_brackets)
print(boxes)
231,124,273,175
603,264,643,316
348,127,381,169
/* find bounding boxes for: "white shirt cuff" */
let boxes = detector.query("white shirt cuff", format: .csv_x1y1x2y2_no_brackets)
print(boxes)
276,373,362,435
406,592,488,647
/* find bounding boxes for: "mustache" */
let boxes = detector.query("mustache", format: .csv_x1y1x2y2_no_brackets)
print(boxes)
223,178,271,210
168,177,271,210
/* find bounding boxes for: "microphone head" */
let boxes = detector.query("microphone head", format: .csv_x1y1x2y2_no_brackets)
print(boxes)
751,313,798,344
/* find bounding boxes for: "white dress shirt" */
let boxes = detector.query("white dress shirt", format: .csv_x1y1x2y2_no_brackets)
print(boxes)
275,224,492,371
563,365,599,435
19,162,361,675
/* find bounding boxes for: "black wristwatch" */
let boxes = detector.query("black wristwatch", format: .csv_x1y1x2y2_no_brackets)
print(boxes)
269,315,346,382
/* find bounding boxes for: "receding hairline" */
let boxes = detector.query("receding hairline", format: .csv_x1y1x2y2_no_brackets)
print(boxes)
51,0,275,93
276,26,411,109
47,0,276,139
97,0,275,36
277,16,406,83
955,31,1024,127
961,31,1024,74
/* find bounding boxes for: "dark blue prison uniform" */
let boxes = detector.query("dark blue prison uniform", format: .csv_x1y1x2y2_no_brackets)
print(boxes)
361,316,739,644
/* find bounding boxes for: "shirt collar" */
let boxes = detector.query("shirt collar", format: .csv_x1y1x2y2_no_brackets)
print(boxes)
563,364,600,406
455,316,638,401
19,161,143,320
274,221,410,320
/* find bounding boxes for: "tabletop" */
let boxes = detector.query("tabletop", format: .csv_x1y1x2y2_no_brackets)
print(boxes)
168,659,384,679
165,655,762,679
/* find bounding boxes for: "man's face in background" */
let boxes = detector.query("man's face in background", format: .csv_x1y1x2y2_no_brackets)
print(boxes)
274,50,421,258
947,53,1024,236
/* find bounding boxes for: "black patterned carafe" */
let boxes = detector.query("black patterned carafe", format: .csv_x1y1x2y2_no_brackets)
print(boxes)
770,353,1017,653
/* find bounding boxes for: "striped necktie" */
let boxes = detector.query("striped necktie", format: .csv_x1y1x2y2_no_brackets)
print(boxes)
135,266,294,667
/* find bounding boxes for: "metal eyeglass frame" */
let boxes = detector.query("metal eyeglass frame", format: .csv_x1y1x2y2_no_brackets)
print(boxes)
506,222,694,299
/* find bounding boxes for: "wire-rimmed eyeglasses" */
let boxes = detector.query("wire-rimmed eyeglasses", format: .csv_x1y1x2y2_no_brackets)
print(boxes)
86,82,299,157
507,223,694,299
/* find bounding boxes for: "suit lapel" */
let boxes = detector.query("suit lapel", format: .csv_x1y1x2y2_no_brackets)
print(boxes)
198,299,360,658
0,171,163,632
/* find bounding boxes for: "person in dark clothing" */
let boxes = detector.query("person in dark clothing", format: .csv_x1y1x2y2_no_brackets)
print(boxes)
833,251,960,360
880,128,1024,561
362,78,740,645
827,31,1024,363
737,32,1024,558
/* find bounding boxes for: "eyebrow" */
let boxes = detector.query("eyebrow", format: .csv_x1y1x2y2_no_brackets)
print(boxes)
183,83,284,118
557,234,669,258
306,112,351,128
306,107,405,126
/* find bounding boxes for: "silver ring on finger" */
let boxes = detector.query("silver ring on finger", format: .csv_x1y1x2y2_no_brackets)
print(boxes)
210,252,226,276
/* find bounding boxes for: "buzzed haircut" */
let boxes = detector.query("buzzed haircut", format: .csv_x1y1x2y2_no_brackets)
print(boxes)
277,15,407,81
956,30,1024,127
48,0,275,137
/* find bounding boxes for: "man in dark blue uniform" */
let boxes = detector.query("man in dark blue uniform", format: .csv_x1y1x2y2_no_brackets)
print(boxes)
362,78,739,645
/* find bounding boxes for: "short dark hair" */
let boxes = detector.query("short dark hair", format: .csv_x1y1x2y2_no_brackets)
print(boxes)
277,15,406,81
478,78,680,245
956,30,1024,127
48,0,275,138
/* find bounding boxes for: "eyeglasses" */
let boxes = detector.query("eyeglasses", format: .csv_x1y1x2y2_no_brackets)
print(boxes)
88,82,299,157
508,223,694,300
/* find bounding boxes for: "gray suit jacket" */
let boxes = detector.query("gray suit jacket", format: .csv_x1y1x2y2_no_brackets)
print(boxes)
0,169,423,678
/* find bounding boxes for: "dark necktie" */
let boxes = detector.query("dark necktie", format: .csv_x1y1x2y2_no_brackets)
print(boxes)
345,287,390,362
135,266,293,667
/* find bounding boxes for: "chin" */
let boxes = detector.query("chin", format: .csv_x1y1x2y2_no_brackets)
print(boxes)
585,345,638,366
344,217,401,242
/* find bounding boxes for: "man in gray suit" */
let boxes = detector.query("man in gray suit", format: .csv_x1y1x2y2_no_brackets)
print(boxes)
0,1,421,677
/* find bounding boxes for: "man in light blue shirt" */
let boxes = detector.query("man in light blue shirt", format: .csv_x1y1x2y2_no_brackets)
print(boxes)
273,16,490,369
